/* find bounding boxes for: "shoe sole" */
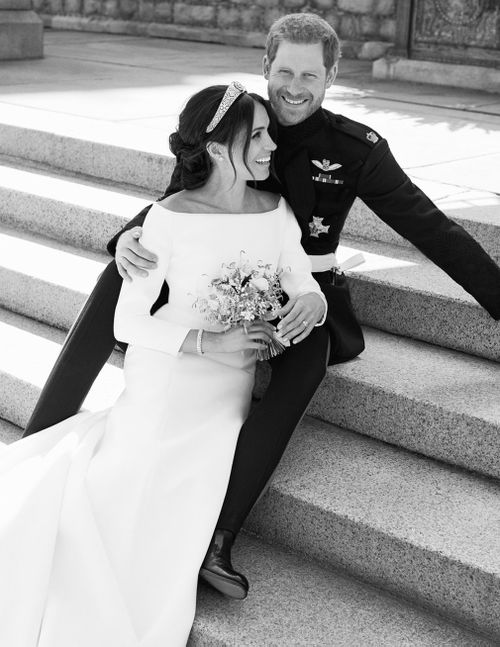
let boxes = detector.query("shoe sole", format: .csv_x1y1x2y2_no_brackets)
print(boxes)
199,568,248,600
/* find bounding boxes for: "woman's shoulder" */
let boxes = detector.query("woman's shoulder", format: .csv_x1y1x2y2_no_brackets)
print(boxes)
156,191,195,214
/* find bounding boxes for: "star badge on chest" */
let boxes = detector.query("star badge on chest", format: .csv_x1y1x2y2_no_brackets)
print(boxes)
309,216,330,238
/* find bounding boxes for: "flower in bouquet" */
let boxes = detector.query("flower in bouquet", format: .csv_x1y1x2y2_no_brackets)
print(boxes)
194,251,287,360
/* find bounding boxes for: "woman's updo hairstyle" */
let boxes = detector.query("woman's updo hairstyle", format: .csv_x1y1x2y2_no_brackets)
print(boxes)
162,84,272,198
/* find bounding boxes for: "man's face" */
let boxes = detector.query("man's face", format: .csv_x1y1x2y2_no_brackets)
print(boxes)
263,40,337,127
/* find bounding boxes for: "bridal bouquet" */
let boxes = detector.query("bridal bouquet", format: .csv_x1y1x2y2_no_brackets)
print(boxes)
194,252,287,360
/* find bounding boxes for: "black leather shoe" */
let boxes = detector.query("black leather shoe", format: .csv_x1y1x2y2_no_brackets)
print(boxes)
199,529,249,600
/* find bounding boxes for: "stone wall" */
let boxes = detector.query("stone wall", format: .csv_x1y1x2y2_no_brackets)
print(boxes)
36,0,396,59
0,0,43,60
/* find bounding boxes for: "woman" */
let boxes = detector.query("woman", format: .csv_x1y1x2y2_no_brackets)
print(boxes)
0,83,326,646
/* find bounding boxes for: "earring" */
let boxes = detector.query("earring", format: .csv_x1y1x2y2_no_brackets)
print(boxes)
207,143,223,161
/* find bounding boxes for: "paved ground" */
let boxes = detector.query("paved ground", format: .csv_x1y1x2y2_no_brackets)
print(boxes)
1,29,499,206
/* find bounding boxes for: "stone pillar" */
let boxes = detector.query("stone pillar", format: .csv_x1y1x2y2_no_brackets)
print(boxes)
0,0,43,60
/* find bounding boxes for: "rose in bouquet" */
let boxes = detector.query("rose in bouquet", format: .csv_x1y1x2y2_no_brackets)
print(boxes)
194,251,288,360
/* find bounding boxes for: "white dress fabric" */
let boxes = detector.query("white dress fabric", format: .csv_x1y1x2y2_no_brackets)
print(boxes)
0,198,325,647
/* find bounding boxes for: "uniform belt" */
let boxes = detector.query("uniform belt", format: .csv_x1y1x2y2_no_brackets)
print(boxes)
308,253,337,273
309,251,366,274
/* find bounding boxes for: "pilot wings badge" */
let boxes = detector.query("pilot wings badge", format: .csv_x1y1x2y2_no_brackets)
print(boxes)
312,159,342,172
311,159,344,184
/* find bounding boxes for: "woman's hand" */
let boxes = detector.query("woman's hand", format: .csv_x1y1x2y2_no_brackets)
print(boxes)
116,227,158,281
204,321,276,353
275,293,326,344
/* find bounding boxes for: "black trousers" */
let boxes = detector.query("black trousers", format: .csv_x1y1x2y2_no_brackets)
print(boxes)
24,261,121,435
217,323,330,534
24,261,330,537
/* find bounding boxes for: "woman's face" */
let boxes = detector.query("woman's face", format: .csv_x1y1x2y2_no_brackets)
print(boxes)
229,100,277,182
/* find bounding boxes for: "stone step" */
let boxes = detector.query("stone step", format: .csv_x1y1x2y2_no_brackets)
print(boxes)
0,417,20,445
0,225,106,331
1,275,499,482
192,534,494,646
0,104,172,191
1,166,498,361
1,115,499,264
344,184,500,266
0,154,151,252
0,308,124,428
0,225,498,478
245,417,500,640
338,236,500,362
0,418,493,645
302,326,500,480
1,313,498,640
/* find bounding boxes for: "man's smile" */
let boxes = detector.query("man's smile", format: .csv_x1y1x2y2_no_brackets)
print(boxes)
282,95,308,106
264,41,334,124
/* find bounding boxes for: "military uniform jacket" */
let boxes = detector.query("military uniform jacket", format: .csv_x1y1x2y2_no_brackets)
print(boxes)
109,107,500,321
266,107,500,320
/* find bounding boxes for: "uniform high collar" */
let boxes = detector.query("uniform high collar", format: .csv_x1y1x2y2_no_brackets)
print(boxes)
277,108,327,146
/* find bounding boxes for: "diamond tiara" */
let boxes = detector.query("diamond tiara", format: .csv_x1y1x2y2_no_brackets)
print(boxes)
205,81,247,133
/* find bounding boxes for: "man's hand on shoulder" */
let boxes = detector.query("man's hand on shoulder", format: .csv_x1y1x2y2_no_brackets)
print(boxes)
115,226,158,281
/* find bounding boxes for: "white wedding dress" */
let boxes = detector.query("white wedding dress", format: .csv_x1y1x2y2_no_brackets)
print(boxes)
0,198,325,647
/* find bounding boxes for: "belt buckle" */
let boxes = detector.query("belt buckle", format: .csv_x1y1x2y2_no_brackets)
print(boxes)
332,266,344,285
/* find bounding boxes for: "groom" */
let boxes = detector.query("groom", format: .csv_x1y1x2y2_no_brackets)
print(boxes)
25,14,500,599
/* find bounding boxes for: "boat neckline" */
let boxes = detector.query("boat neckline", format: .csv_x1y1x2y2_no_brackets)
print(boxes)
153,195,283,216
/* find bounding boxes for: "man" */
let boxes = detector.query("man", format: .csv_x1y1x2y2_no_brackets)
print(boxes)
25,14,500,600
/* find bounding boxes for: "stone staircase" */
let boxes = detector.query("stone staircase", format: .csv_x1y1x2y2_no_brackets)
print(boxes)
1,115,499,646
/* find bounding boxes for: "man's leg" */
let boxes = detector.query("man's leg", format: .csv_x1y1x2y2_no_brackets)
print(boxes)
23,261,122,436
220,323,329,532
200,324,330,596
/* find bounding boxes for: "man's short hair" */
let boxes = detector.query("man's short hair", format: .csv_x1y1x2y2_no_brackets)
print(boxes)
266,13,341,71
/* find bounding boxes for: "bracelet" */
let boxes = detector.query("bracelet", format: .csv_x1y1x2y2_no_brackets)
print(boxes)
196,328,204,355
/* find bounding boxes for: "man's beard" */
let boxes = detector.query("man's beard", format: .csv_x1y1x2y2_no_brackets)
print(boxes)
268,87,323,127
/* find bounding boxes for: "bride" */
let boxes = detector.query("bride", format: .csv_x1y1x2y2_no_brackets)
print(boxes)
0,82,326,646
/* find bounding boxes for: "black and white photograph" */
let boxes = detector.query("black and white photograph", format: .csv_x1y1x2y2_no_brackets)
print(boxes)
0,1,499,645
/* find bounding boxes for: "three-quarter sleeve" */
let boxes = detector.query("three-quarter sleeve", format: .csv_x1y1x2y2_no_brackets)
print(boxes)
278,201,327,325
113,205,191,355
